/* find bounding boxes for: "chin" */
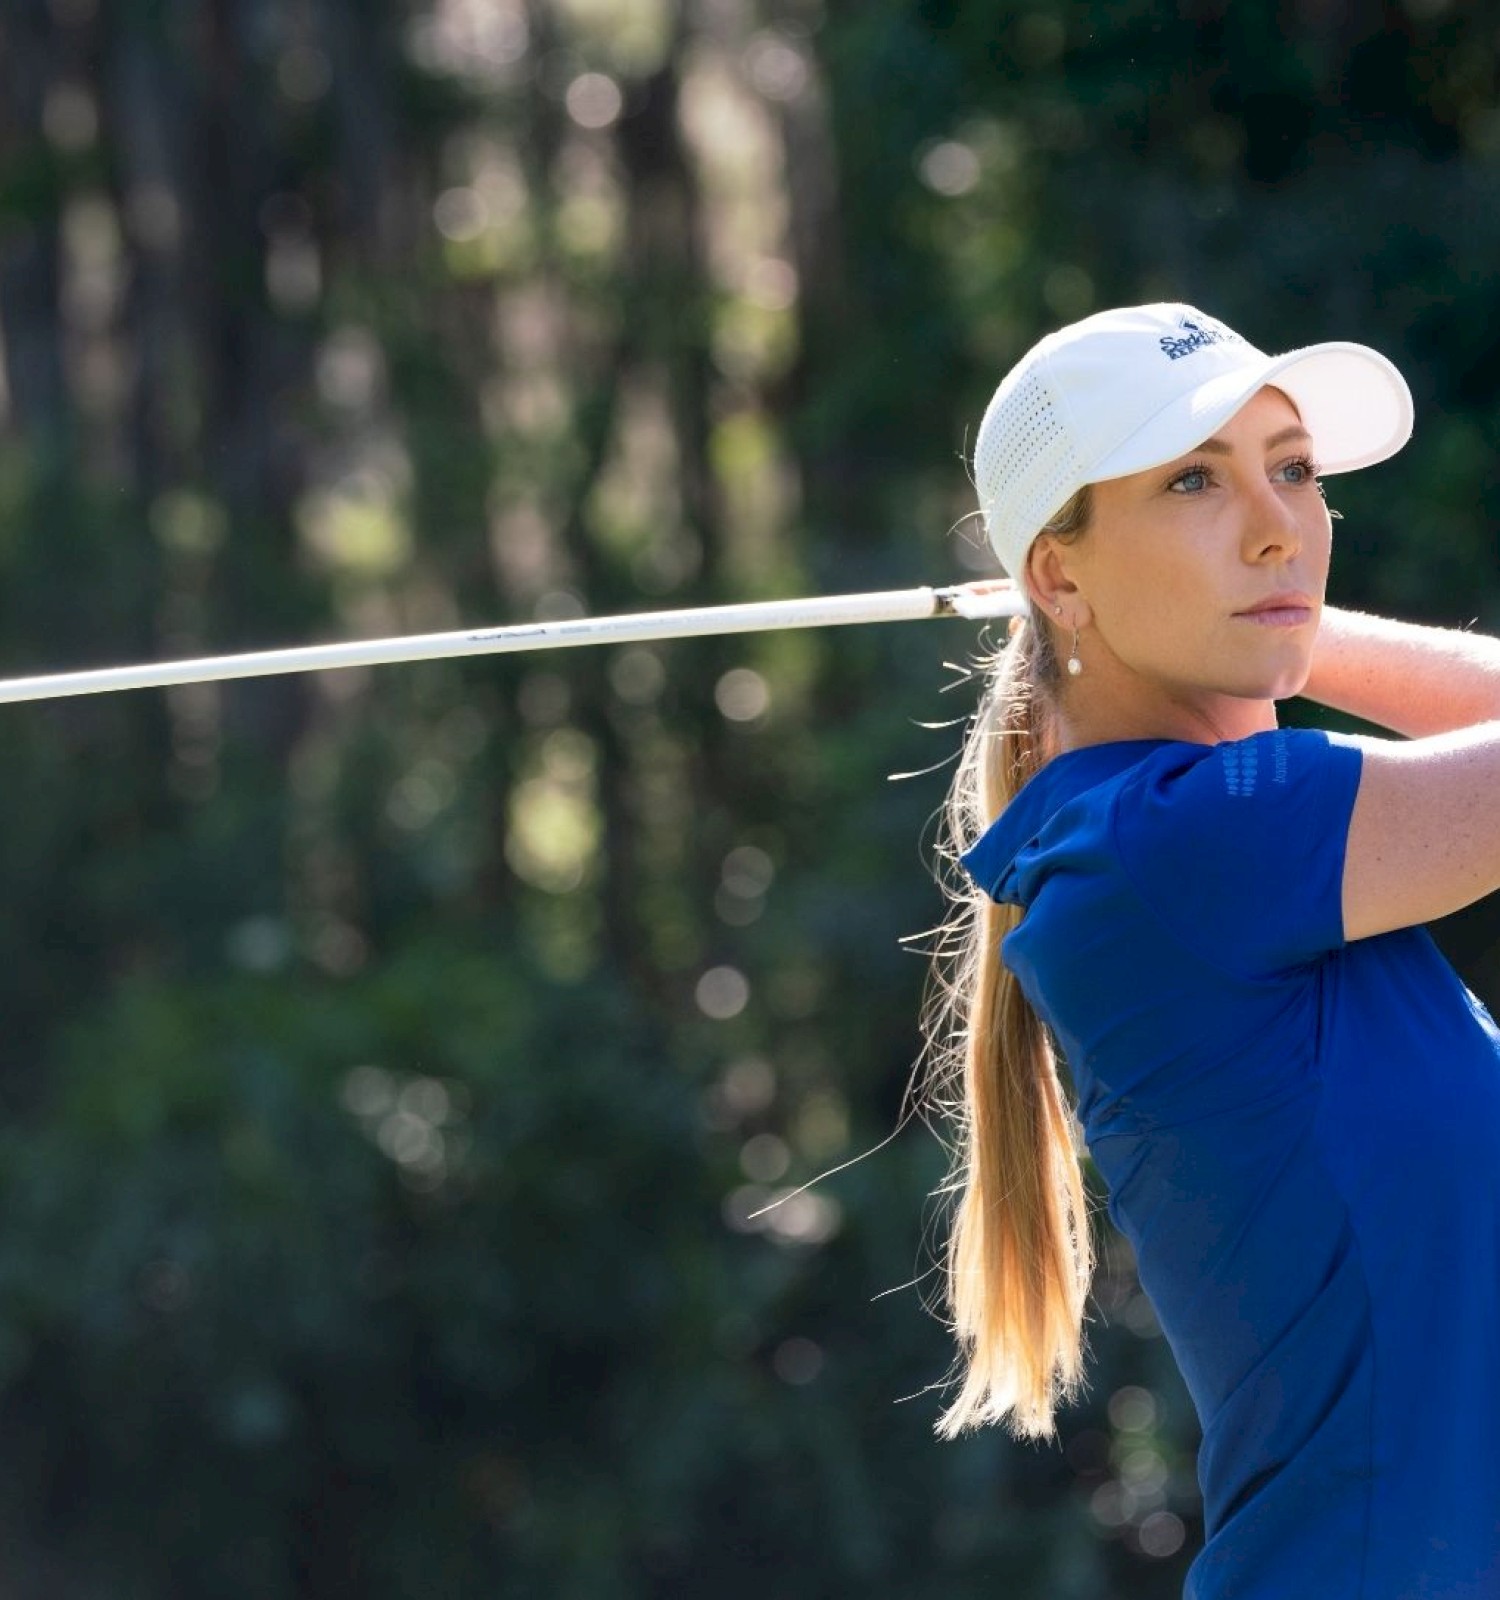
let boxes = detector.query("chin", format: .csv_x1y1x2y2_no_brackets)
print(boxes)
1222,669,1307,704
1243,645,1316,703
1277,658,1317,701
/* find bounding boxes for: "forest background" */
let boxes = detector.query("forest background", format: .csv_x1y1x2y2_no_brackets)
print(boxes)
0,1,1497,1596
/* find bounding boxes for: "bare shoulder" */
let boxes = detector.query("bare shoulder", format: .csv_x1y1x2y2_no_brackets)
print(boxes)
1343,720,1500,942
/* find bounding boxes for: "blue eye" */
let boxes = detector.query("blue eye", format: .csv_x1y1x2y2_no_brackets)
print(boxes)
1279,456,1320,485
1169,465,1210,493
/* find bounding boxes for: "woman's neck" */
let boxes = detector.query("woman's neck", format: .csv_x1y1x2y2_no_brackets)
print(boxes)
1052,668,1279,753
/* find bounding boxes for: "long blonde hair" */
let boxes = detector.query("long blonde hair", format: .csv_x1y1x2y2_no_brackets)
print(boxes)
924,486,1094,1441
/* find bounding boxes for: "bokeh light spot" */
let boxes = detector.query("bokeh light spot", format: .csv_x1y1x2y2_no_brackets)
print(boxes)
918,140,980,196
434,186,489,242
722,1055,776,1114
1089,1480,1134,1528
343,1065,396,1119
609,646,666,705
1122,1292,1163,1339
1107,1384,1158,1433
566,72,623,129
721,844,774,896
1138,1511,1187,1558
745,33,808,101
739,1132,790,1182
696,964,750,1019
715,667,770,722
772,1337,823,1384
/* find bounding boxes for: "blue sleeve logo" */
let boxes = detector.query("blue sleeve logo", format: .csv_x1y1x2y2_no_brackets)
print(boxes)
1220,739,1259,798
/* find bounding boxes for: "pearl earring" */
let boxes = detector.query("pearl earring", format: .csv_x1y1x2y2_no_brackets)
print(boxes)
1054,603,1082,676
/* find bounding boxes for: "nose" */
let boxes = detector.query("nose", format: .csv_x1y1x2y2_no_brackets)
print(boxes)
1240,473,1303,564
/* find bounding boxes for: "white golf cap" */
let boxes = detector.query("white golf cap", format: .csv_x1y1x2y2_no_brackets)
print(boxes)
973,302,1414,581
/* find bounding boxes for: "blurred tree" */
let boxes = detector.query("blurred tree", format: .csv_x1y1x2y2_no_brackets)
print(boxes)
0,0,1494,1596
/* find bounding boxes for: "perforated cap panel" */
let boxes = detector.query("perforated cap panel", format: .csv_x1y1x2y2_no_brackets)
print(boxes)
973,361,1083,580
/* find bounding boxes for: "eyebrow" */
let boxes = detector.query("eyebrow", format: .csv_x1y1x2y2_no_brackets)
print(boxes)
1193,424,1313,456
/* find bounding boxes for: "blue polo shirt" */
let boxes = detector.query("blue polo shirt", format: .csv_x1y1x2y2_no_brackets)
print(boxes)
960,727,1500,1599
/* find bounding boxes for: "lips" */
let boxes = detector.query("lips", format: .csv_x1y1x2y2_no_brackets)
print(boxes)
1235,592,1314,616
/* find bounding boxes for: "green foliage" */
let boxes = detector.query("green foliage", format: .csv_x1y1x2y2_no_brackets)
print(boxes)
0,0,1494,1595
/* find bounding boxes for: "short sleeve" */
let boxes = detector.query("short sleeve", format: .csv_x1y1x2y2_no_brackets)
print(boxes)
1113,728,1365,980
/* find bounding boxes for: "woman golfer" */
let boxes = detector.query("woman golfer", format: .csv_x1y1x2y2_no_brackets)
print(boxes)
934,302,1500,1597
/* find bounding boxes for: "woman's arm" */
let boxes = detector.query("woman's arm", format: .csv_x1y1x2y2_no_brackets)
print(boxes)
1300,605,1500,738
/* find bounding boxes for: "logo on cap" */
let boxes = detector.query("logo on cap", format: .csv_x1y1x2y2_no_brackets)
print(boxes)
1158,315,1243,362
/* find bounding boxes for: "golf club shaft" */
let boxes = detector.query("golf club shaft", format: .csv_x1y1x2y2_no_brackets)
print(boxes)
0,582,1024,706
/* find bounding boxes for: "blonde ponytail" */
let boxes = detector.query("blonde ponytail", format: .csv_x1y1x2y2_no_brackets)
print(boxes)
924,488,1094,1441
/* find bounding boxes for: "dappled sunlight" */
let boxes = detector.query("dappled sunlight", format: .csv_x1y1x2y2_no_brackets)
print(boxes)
723,1181,842,1247
404,0,530,88
713,664,769,722
505,728,602,894
341,1064,472,1193
2,0,1490,1592
694,963,749,1019
298,488,413,580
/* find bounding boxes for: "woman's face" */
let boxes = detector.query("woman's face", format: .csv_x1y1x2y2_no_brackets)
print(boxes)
1031,385,1332,731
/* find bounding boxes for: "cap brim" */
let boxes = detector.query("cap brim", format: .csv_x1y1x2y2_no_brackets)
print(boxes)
1091,341,1413,482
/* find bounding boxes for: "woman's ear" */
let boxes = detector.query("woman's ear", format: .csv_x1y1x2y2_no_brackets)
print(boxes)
1024,537,1089,627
